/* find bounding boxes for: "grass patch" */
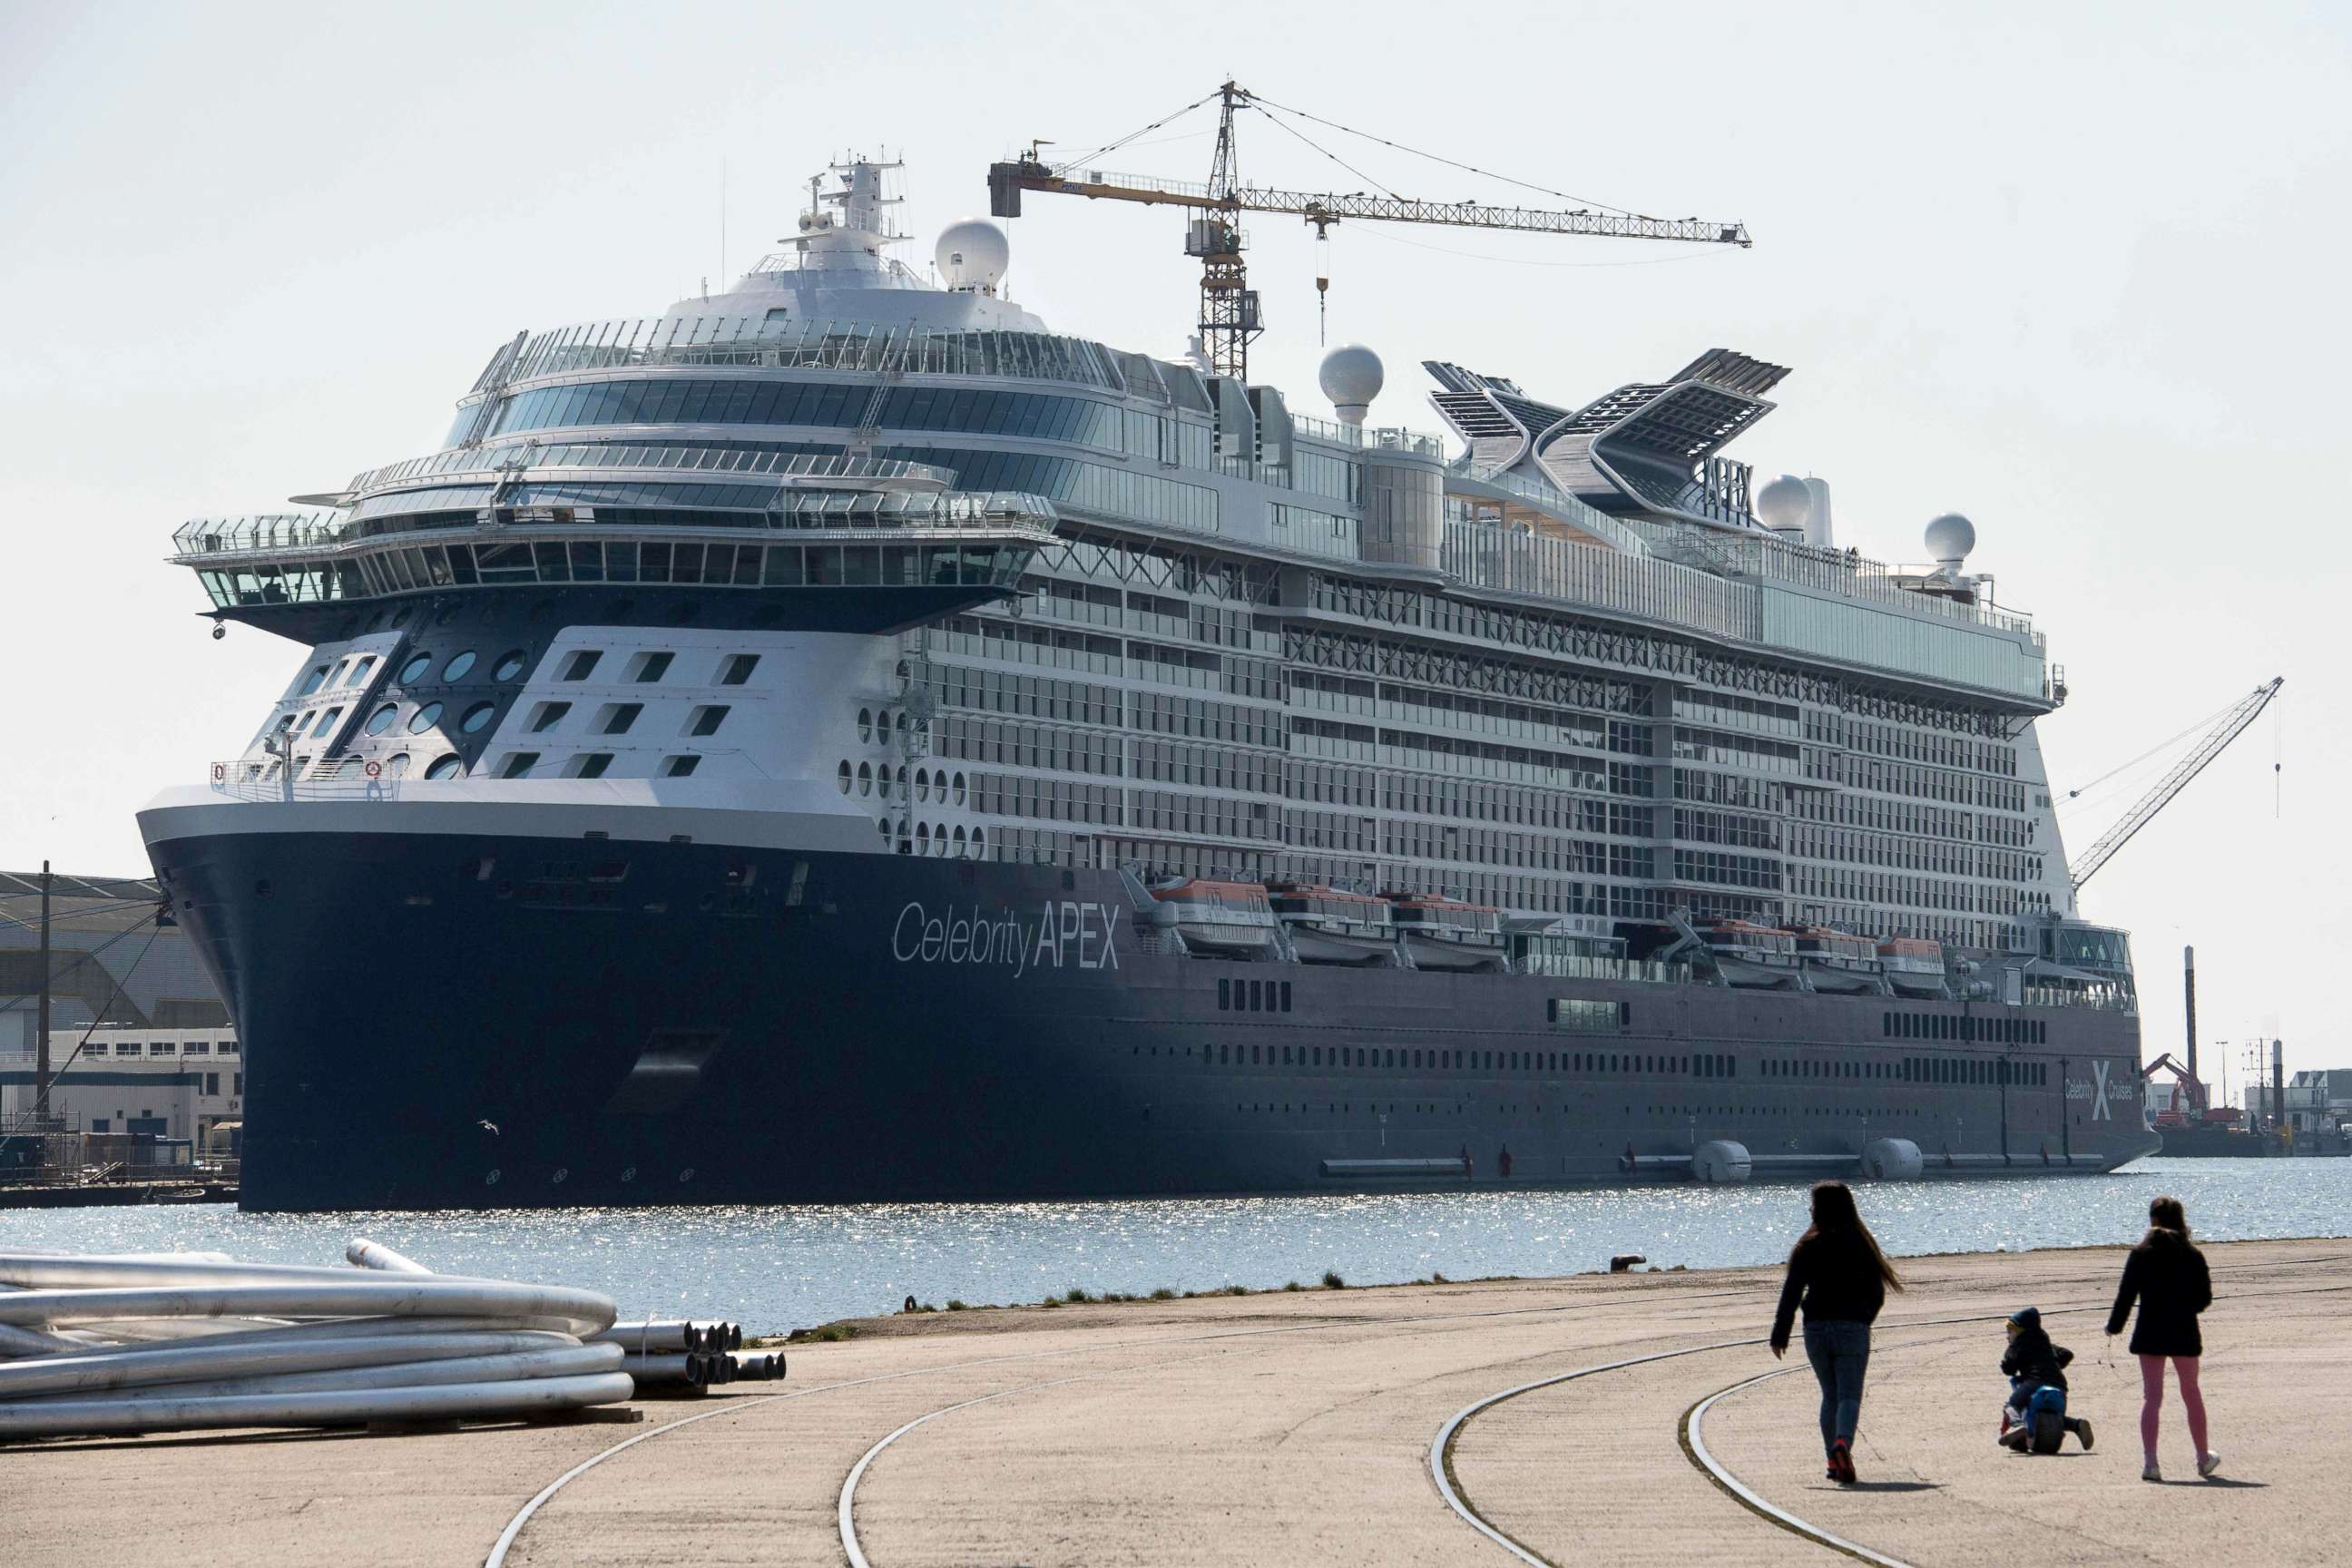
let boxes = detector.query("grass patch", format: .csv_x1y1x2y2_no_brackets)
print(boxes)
946,1299,970,1311
1061,1287,1094,1304
791,1322,858,1343
1281,1280,1305,1292
1150,1287,1177,1301
1222,1284,1249,1297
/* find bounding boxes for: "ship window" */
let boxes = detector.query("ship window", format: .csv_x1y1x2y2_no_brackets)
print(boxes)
600,703,642,735
1218,978,1230,1010
688,705,728,737
630,652,673,683
384,752,411,778
365,703,399,736
1280,982,1291,1013
720,654,760,686
1248,980,1261,1011
574,753,613,779
407,701,445,734
499,752,538,779
493,649,529,681
529,701,570,732
560,650,602,681
460,701,496,734
444,651,477,681
299,665,330,695
346,656,377,687
953,825,967,855
858,708,874,742
424,754,463,780
664,755,701,777
858,762,872,796
838,760,853,794
398,653,432,683
1252,1045,1261,1064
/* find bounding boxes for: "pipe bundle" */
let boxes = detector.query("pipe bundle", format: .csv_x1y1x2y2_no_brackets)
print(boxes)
589,1318,778,1395
0,1239,631,1440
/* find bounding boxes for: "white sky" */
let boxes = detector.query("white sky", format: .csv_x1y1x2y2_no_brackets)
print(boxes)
2,1,2344,1084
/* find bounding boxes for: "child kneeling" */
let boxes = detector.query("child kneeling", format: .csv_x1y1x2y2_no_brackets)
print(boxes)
2000,1307,2093,1454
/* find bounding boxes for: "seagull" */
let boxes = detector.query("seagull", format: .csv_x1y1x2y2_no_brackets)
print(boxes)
477,1120,500,1136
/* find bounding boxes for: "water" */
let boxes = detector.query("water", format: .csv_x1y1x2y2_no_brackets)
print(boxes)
4,1160,2343,1336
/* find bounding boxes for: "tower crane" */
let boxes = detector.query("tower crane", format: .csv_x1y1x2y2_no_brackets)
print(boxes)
2069,677,2283,893
988,82,1751,382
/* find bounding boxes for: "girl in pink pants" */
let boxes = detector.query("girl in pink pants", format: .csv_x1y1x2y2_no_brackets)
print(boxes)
2107,1195,2219,1481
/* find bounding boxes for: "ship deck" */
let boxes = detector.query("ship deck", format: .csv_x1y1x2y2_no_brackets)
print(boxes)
4,1236,2343,1566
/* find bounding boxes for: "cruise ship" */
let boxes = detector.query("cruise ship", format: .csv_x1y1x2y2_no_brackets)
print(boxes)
139,154,2157,1211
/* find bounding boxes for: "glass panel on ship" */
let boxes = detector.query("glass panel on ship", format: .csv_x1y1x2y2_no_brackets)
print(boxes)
142,155,2152,1213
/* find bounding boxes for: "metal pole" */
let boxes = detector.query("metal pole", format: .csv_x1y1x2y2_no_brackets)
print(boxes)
2182,946,2197,1100
35,861,52,1118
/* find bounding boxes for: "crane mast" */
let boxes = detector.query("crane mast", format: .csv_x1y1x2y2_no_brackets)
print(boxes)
2070,677,2284,893
988,81,1752,382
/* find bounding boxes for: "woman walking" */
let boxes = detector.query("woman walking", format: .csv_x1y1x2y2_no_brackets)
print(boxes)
2106,1194,2219,1481
1770,1181,1905,1484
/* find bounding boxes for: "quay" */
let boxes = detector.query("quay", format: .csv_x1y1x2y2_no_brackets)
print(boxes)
3,1236,2344,1566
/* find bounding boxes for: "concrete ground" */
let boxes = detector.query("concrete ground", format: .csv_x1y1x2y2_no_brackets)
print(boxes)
3,1237,2344,1567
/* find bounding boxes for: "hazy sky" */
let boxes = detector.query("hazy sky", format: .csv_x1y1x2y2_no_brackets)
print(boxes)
3,2,2344,1082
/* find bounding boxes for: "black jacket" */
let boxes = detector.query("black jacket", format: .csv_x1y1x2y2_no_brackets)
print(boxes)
2001,1325,2074,1391
1770,1228,1888,1349
2105,1230,2212,1357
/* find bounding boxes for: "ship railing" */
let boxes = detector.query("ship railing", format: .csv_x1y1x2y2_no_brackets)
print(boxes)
347,445,957,503
1288,410,1451,459
205,765,405,803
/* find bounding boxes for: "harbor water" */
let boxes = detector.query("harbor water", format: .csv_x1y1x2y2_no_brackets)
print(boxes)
3,1159,2342,1336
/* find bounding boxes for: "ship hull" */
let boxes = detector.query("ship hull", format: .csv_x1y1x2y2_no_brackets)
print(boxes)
143,819,2160,1212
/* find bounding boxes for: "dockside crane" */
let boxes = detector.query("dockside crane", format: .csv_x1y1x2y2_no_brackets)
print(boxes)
988,82,1752,382
2069,677,2284,893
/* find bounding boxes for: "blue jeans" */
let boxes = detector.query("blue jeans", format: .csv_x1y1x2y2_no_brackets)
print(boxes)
1803,1319,1872,1451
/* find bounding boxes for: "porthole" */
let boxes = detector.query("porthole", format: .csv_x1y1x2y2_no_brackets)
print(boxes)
877,817,892,841
552,1167,569,1184
424,755,464,780
460,701,495,734
407,701,445,734
443,651,477,681
915,768,931,802
971,828,985,858
858,708,873,742
858,761,873,796
876,710,892,744
838,760,853,795
621,1166,637,1183
493,649,528,681
896,819,911,854
875,766,890,801
485,1168,502,1186
896,711,910,742
895,765,908,799
398,653,432,683
953,771,967,807
678,1167,695,1183
953,825,968,856
384,752,412,778
916,822,930,852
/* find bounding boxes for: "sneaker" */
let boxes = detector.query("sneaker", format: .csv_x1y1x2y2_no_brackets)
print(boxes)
2000,1425,2029,1452
2074,1417,2094,1452
2142,1461,2162,1483
1831,1440,1857,1484
2198,1451,2221,1478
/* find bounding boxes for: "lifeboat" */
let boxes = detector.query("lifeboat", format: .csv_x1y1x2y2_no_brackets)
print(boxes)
1264,883,1398,966
1148,877,1281,958
1697,919,1806,989
1383,892,1507,974
1793,926,1885,994
1877,936,1949,998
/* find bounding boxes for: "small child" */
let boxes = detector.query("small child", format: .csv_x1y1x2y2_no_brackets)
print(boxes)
2000,1307,2093,1453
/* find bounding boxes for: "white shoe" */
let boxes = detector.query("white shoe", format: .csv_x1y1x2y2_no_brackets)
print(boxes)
2198,1451,2222,1478
2142,1461,2162,1483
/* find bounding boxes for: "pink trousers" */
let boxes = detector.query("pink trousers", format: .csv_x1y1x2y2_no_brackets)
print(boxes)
2138,1353,2208,1461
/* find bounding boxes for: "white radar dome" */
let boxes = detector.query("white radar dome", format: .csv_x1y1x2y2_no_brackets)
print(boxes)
1318,342,1384,425
1925,512,1977,564
936,219,1009,293
1754,473,1813,531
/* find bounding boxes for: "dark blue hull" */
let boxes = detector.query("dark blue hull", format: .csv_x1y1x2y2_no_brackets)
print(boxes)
144,828,2157,1212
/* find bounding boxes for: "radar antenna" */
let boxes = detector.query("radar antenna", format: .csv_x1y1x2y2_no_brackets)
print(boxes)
2070,677,2284,893
988,81,1751,382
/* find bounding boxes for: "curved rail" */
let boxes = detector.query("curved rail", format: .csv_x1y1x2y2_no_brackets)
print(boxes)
1680,1362,1918,1568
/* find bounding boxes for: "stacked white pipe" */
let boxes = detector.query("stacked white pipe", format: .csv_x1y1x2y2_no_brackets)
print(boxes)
0,1239,631,1440
588,1318,781,1394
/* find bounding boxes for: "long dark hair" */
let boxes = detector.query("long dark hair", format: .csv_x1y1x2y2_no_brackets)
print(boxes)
1796,1180,1904,1290
2141,1193,2191,1246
